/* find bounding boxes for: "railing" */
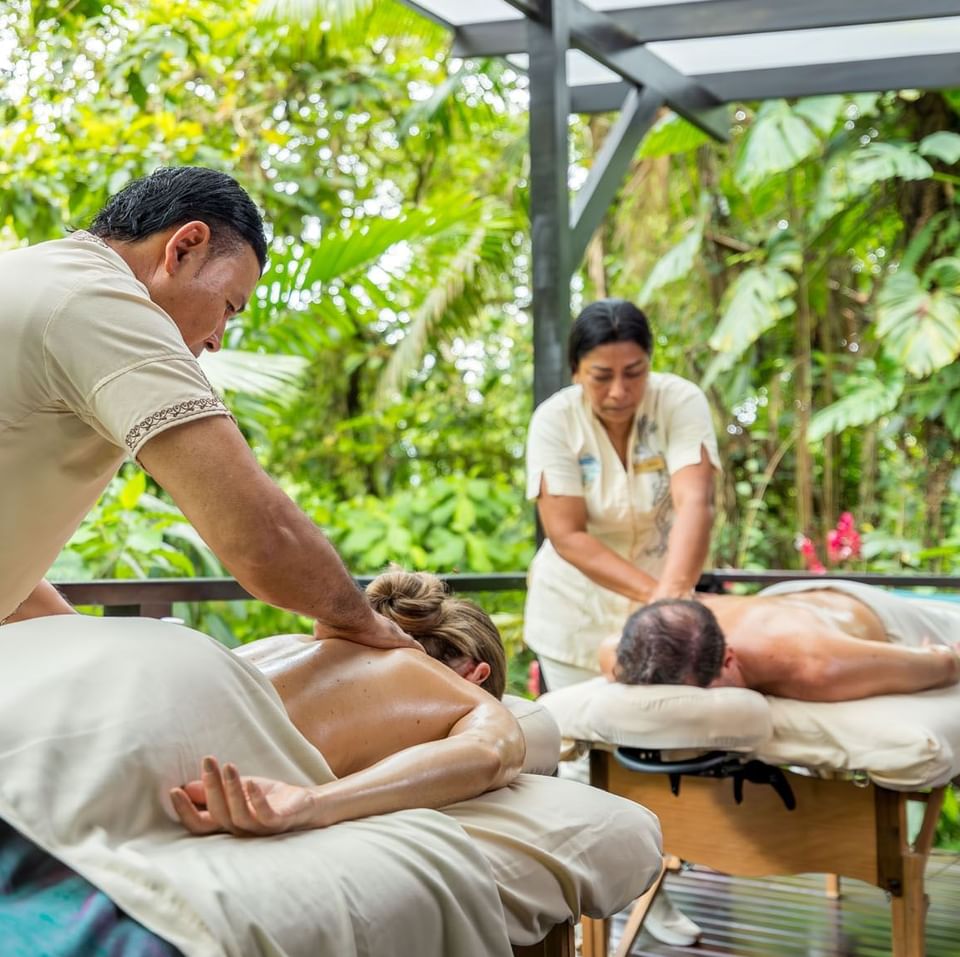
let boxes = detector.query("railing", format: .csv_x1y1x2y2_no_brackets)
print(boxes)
54,570,960,618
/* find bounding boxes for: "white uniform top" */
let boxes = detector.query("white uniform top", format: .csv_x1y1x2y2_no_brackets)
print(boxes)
0,231,233,620
523,375,720,670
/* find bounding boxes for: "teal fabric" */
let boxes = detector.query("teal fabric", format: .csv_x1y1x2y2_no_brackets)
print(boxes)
0,820,183,957
891,589,960,603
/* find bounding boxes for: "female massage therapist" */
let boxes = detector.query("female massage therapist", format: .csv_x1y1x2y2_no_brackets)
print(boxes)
523,298,719,946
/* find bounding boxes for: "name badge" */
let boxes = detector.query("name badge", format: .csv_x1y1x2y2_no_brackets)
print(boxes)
633,454,666,474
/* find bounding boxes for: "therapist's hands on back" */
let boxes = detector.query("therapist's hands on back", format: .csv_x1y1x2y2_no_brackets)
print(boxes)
313,610,422,651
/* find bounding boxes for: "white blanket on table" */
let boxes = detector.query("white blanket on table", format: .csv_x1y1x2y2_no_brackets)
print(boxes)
541,678,960,790
0,616,513,957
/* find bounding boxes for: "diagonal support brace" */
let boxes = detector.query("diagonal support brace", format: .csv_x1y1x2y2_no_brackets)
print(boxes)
569,85,663,267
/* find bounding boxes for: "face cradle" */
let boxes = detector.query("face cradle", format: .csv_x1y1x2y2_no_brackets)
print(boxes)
573,341,651,431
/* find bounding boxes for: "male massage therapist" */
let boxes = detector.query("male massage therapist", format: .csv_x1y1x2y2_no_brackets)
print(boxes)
0,166,415,651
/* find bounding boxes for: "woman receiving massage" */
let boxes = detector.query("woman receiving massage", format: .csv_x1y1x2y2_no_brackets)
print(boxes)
2,569,663,957
601,580,960,700
170,569,525,836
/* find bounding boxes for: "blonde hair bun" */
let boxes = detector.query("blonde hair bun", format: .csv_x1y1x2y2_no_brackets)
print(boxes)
365,569,447,636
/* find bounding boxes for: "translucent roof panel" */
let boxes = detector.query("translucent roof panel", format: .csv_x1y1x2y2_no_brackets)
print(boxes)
649,16,960,75
506,50,621,87
407,1,960,106
416,0,521,25
418,0,713,25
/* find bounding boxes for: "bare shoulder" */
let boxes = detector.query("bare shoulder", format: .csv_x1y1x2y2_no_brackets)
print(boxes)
381,645,497,710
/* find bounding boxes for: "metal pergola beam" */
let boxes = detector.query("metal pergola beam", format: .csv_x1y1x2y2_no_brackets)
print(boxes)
559,49,960,108
700,53,960,102
570,82,630,114
502,0,729,141
569,85,663,268
453,1,960,54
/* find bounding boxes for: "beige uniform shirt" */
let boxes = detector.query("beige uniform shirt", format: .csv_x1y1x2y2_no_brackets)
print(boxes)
0,232,232,620
523,376,720,670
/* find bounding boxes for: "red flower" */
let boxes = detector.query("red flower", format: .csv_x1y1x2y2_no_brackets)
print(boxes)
527,660,542,698
827,512,862,563
795,534,827,574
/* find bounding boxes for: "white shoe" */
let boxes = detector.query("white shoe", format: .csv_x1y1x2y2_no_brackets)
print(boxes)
643,892,702,947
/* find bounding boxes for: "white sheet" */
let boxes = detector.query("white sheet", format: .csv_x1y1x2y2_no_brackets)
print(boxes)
445,772,662,945
541,677,960,790
0,616,513,957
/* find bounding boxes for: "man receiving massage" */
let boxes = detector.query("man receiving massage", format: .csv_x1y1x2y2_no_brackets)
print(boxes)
170,569,527,836
600,580,960,702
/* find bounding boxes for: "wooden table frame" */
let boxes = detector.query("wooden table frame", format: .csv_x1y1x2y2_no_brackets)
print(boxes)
513,921,576,956
583,748,947,957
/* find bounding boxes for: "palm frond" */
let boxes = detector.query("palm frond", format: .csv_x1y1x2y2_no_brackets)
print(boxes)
256,0,443,48
200,349,309,401
375,223,488,401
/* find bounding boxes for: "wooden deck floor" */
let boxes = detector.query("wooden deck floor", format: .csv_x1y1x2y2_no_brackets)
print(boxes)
611,852,960,957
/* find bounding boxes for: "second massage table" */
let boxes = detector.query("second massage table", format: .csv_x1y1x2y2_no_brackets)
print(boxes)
541,676,960,957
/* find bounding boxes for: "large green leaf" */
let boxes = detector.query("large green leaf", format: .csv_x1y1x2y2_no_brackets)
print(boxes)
637,223,703,306
638,111,711,158
703,264,796,385
846,143,933,187
793,96,845,135
808,375,904,442
919,131,960,165
814,142,933,224
735,100,820,190
876,265,960,378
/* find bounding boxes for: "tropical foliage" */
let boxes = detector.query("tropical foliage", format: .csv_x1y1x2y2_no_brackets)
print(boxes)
6,2,960,839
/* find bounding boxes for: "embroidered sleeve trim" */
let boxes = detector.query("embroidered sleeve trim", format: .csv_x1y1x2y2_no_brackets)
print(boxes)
124,395,229,453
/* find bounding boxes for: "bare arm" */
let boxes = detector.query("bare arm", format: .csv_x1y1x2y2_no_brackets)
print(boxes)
137,416,415,649
171,665,526,835
2,580,77,624
650,449,715,601
761,632,960,702
537,477,657,603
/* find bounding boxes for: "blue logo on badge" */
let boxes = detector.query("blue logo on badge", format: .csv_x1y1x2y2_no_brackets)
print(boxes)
578,454,600,485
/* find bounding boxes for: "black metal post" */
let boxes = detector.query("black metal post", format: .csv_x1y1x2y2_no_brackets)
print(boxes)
528,0,573,410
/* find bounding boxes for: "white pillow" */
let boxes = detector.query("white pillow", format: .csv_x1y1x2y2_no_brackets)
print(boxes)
538,678,772,752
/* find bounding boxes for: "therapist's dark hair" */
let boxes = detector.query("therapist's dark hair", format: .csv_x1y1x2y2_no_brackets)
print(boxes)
568,299,654,373
616,599,725,687
88,167,268,271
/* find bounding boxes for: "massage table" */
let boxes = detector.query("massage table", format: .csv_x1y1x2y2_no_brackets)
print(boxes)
0,616,663,957
540,678,960,957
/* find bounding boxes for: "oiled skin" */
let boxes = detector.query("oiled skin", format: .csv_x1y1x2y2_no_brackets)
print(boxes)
236,635,518,777
170,636,527,836
601,589,960,702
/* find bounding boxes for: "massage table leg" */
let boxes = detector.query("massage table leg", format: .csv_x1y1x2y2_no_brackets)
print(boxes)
591,748,947,957
512,921,576,957
581,915,609,957
612,858,670,957
580,854,679,957
890,788,945,957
